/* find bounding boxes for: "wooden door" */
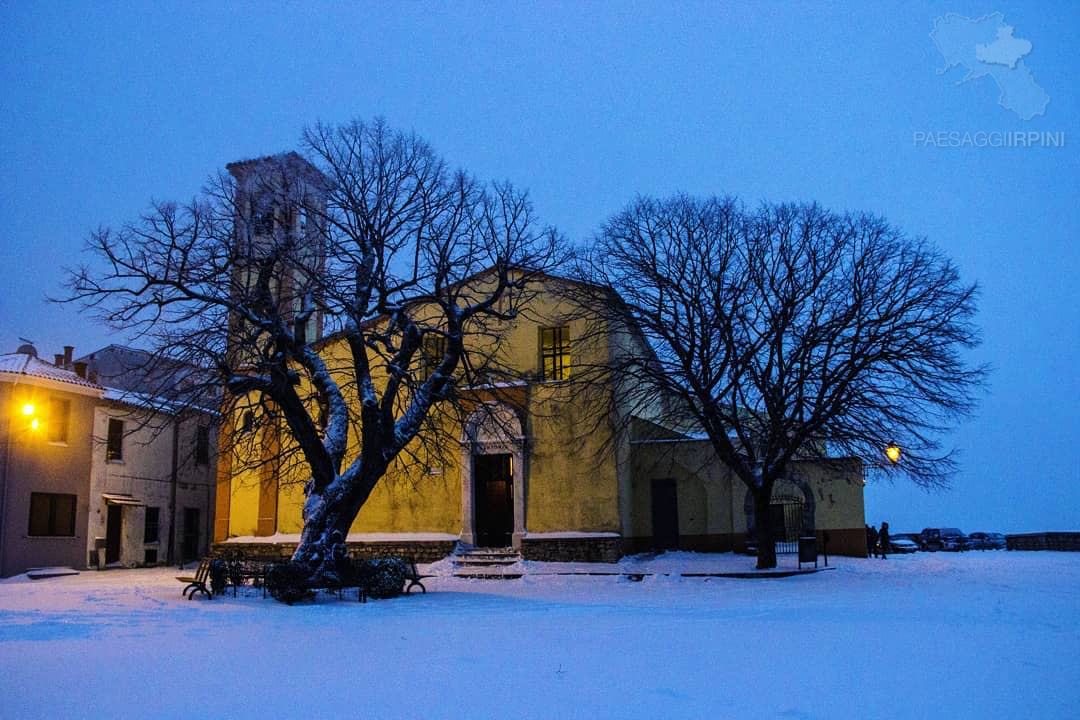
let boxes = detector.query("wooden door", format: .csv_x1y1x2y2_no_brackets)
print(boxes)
651,478,679,550
182,508,200,562
105,504,122,564
474,454,513,547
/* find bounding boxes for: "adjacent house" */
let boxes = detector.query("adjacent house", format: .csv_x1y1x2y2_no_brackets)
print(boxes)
0,343,216,577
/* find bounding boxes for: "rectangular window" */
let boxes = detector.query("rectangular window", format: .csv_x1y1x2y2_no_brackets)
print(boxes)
195,426,210,466
48,398,71,443
106,418,124,461
144,507,160,543
420,335,446,382
253,208,274,236
28,492,76,536
540,325,571,381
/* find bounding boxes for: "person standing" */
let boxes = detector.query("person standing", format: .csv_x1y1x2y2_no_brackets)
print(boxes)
867,524,879,558
878,522,890,560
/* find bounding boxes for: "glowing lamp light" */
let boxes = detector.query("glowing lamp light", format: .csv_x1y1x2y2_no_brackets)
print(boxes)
30,418,40,431
885,445,901,464
21,403,35,416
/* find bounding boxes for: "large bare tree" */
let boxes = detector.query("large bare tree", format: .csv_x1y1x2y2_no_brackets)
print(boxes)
66,118,563,582
576,195,985,569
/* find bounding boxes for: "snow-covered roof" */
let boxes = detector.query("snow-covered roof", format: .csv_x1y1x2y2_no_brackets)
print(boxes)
102,387,218,417
0,353,104,393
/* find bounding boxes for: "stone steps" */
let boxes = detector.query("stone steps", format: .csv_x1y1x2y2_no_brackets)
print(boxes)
451,546,523,579
453,557,520,566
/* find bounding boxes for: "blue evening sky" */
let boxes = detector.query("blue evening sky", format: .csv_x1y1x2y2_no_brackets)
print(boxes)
2,2,1076,533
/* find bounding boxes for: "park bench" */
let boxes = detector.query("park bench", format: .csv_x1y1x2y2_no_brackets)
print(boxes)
404,560,434,594
177,557,213,600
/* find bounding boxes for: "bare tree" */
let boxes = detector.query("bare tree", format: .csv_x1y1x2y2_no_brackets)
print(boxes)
66,118,563,583
574,195,985,569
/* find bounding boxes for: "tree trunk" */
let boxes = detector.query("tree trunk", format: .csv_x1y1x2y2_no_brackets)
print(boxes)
753,490,777,570
291,484,361,584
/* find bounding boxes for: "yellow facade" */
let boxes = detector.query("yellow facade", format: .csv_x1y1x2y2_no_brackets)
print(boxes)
218,274,867,559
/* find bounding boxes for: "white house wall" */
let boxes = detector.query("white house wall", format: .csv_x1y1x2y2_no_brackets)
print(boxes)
88,405,216,567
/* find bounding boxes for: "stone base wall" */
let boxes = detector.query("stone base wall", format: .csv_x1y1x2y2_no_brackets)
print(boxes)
1006,532,1080,551
521,537,621,563
214,540,457,564
623,528,867,558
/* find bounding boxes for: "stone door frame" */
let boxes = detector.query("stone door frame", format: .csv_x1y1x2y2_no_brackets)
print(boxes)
460,402,527,549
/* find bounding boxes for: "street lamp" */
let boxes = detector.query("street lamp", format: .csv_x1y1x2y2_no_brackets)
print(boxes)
885,444,901,464
20,403,39,431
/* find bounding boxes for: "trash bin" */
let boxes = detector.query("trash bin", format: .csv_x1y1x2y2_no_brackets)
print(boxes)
798,536,818,569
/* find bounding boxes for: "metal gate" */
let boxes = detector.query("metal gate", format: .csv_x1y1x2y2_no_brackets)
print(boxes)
769,498,804,555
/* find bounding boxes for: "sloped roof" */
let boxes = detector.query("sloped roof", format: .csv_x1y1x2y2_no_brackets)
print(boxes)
0,353,103,391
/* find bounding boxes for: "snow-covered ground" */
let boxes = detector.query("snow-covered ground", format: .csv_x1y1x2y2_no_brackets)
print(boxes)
1,552,1076,719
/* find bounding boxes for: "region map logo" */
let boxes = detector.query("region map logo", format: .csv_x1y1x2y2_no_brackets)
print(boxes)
930,12,1049,121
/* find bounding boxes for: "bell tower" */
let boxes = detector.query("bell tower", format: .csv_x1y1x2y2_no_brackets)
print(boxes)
226,152,327,348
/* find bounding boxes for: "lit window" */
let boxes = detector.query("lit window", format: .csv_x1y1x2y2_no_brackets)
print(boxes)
540,326,571,381
106,418,124,461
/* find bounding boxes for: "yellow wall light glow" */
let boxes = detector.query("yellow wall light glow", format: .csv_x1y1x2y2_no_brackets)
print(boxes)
885,445,901,464
21,403,35,416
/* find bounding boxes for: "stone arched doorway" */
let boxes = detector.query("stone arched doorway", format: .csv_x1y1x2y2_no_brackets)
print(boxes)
743,472,816,553
460,402,527,549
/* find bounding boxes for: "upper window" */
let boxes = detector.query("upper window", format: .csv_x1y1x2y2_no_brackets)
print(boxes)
540,325,571,381
106,418,124,462
195,426,210,466
48,398,71,443
28,492,76,536
420,335,447,382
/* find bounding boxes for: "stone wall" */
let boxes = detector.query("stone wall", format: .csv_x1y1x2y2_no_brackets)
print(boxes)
1006,532,1080,551
521,537,621,563
214,540,457,564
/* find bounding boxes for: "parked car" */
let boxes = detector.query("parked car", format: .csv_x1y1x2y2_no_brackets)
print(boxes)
940,528,969,551
888,534,920,554
920,528,969,551
968,532,1006,550
920,528,943,551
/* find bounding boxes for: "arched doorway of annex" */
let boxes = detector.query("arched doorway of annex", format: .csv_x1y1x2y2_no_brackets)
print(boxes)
460,402,527,549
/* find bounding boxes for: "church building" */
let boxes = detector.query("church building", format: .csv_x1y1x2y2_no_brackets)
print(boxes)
214,155,866,563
